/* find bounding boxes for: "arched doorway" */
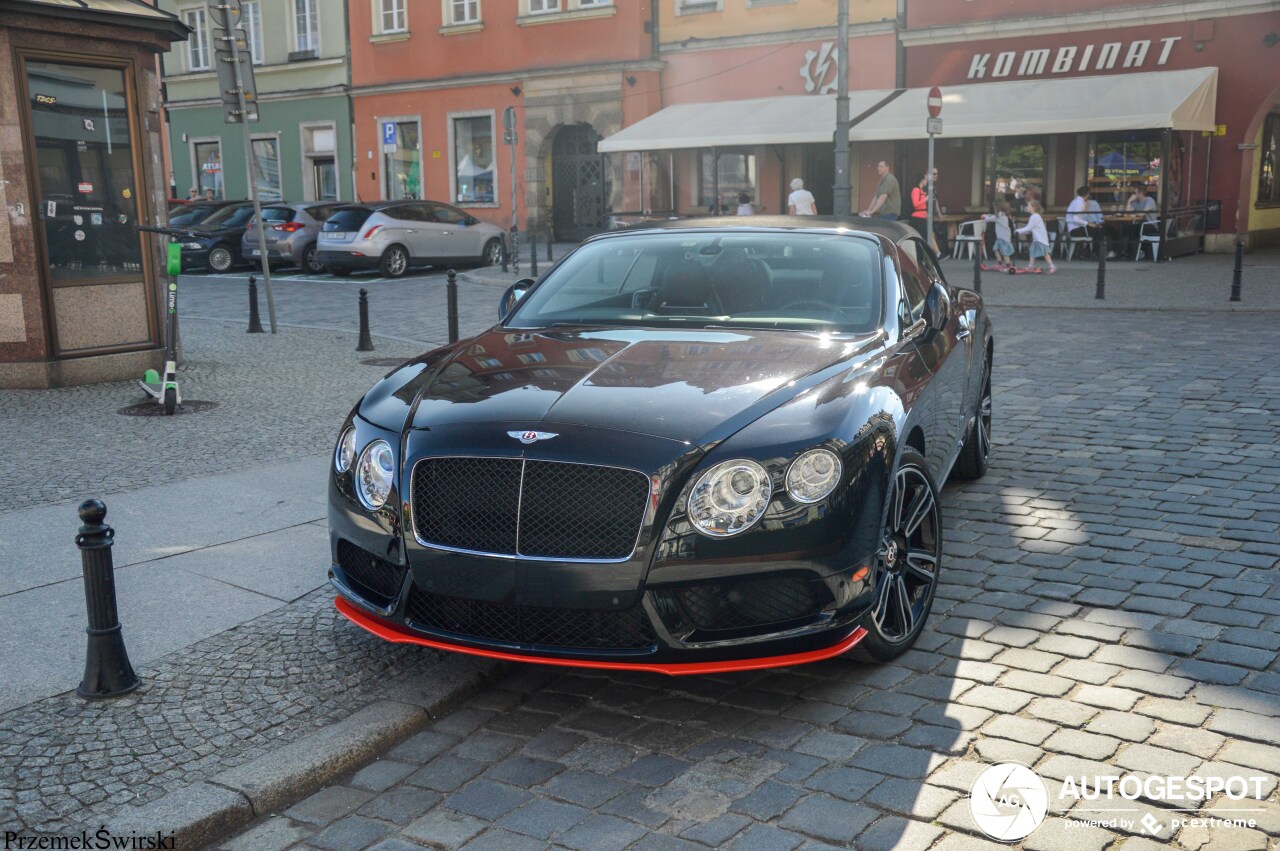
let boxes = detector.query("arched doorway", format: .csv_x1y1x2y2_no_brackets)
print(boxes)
551,124,607,242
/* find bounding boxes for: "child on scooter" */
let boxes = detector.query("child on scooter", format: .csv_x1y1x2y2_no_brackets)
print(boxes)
1013,201,1056,274
982,202,1015,271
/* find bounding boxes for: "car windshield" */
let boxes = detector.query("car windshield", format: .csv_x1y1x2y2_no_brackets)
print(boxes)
204,205,255,227
505,231,883,333
260,207,294,223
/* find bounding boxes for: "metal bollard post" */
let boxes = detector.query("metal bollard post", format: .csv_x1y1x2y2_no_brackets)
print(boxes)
247,275,264,333
511,225,520,276
446,269,459,343
971,242,982,294
76,500,140,699
529,229,538,277
357,288,374,352
1230,240,1244,302
546,227,553,263
1095,235,1107,300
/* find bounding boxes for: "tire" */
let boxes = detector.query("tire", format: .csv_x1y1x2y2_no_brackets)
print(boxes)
301,242,324,274
481,238,504,267
952,354,992,480
379,245,409,278
852,448,942,663
207,245,235,273
327,266,352,277
163,387,177,415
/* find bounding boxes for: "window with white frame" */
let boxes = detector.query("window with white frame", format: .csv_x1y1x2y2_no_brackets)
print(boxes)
528,0,559,13
251,137,283,201
452,114,495,204
294,0,319,52
576,0,611,6
242,0,263,63
378,0,407,33
676,0,720,13
182,8,210,71
448,0,480,25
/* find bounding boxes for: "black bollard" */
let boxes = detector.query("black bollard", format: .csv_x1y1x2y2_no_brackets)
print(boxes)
357,288,374,352
446,269,459,343
1230,240,1244,302
546,227,553,263
511,225,520,277
971,242,982,294
76,500,140,699
529,230,538,277
1095,235,1107,300
247,275,264,333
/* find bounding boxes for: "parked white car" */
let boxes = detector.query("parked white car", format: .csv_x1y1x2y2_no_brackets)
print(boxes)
317,201,506,277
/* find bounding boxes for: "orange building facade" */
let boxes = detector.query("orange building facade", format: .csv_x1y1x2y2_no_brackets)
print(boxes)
348,1,658,241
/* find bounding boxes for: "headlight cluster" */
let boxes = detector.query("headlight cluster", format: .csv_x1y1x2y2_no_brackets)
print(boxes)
181,241,203,250
689,447,842,538
335,427,395,510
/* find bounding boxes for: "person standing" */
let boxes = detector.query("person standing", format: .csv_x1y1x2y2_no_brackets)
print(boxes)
909,171,933,245
860,160,901,221
787,179,816,215
1014,200,1056,274
928,167,949,257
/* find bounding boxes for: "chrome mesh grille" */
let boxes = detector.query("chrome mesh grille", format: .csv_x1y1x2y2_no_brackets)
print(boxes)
412,457,649,560
405,586,656,650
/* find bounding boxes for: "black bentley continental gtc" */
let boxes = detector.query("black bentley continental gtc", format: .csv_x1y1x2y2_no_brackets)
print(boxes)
329,217,993,674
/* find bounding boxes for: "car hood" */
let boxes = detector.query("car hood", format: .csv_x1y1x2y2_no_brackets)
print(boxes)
394,326,884,444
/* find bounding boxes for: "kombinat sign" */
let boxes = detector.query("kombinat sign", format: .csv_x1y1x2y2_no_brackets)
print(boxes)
967,36,1182,79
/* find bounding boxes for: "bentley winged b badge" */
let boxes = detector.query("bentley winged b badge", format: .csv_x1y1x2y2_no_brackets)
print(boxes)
508,430,559,444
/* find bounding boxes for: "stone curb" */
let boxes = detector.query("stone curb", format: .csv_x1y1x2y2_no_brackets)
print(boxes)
100,655,504,849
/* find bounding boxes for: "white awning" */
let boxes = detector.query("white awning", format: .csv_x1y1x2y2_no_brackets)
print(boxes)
597,67,1218,152
850,67,1218,140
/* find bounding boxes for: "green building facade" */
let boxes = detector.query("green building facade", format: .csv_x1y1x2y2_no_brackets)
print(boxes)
159,0,352,203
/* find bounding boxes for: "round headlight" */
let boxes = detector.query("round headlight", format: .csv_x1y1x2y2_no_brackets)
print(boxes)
688,459,772,537
335,426,356,473
355,440,395,510
786,447,842,503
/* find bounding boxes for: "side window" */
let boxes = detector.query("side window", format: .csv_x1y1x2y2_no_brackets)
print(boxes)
431,204,469,226
896,240,929,323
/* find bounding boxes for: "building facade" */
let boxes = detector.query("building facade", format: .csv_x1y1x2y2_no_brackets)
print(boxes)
159,0,353,203
0,0,185,388
347,0,657,241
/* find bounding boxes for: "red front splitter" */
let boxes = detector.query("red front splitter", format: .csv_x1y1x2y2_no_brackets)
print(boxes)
335,596,867,676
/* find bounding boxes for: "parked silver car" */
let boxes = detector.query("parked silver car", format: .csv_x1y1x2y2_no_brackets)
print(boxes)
316,201,506,278
241,202,341,274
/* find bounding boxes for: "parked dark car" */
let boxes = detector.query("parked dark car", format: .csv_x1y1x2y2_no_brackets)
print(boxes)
241,201,341,274
317,200,505,278
168,201,238,229
327,216,993,674
173,202,255,272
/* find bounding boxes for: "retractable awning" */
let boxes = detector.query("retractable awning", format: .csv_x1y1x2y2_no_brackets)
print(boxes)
851,67,1218,140
597,67,1218,152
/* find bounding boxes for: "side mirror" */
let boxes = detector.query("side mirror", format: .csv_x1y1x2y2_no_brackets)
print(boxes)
922,281,951,342
465,216,479,226
499,278,535,321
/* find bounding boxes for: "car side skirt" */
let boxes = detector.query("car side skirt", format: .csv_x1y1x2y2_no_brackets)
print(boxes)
335,596,867,676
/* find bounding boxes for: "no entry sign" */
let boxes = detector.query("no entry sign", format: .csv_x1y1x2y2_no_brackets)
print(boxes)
927,87,943,118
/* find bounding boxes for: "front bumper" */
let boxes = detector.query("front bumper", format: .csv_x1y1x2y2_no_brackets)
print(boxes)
335,595,867,675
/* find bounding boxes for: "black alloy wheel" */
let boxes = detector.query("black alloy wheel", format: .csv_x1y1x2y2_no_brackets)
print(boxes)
482,238,504,267
207,245,234,273
854,448,941,662
380,245,409,278
953,355,992,479
302,242,324,274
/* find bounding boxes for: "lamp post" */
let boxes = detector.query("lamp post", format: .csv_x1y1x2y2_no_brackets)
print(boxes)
832,0,851,215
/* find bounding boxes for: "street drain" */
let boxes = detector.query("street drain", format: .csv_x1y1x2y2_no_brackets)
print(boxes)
117,400,219,416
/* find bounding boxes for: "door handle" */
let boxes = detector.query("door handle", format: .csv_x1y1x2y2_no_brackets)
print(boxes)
442,231,453,236
406,229,417,233
956,329,971,340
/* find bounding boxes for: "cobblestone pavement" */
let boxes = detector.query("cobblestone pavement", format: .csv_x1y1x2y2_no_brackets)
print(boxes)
0,281,486,514
221,306,1280,851
0,588,492,836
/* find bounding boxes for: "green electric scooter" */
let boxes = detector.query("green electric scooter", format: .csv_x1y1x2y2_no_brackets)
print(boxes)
136,225,194,415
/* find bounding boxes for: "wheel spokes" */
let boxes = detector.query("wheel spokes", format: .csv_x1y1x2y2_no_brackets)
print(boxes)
902,485,935,538
894,576,915,636
904,551,937,583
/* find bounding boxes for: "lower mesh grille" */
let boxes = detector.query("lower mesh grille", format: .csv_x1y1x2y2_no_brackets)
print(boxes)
665,573,822,632
405,586,655,651
336,539,406,604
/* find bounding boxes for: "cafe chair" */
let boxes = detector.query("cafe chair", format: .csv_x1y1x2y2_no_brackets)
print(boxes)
1059,219,1094,261
1135,219,1167,261
953,220,986,261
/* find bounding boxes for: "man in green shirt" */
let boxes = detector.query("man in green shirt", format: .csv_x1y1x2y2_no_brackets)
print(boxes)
860,160,902,221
